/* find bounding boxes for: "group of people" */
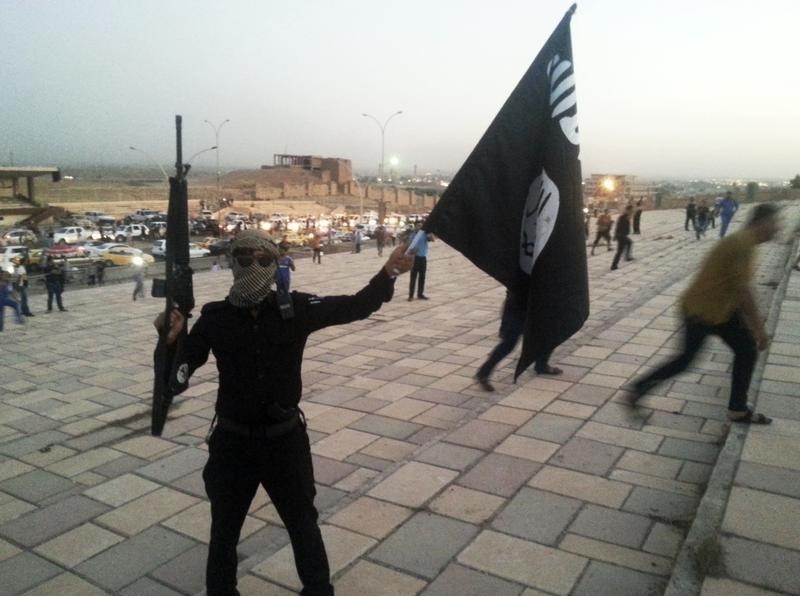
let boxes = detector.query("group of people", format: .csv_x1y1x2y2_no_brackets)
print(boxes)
685,191,739,239
0,255,70,331
589,204,637,270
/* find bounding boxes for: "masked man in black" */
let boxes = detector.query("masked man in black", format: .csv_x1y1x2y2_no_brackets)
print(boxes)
156,230,413,596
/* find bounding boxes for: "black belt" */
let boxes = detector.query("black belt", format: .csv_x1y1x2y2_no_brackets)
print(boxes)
216,413,300,439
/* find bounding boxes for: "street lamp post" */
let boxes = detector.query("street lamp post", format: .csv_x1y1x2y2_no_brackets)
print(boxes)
129,146,169,181
362,111,403,182
204,119,230,204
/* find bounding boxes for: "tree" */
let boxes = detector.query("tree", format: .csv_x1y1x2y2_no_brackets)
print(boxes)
791,174,800,189
746,182,758,202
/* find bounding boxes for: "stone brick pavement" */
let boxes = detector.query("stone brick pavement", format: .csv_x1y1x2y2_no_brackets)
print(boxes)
0,205,798,595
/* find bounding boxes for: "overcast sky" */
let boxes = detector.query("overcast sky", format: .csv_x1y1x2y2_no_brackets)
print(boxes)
1,0,798,179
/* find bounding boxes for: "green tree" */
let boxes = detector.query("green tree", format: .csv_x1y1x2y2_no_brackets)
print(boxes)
790,174,800,189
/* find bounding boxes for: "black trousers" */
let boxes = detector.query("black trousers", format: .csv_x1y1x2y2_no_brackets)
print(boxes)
685,215,695,230
409,256,427,298
591,229,611,253
636,312,756,412
203,425,332,596
611,237,632,268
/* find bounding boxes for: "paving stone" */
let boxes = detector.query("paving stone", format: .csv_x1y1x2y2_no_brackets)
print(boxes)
578,421,663,452
252,524,376,591
658,436,720,464
415,442,485,471
420,562,523,596
648,409,706,432
0,536,19,562
0,495,109,547
479,405,535,427
63,425,133,451
368,461,457,507
741,430,800,472
96,486,199,536
572,560,667,596
310,428,379,460
0,497,36,525
458,529,587,594
643,521,684,557
0,551,62,594
0,430,71,457
314,485,348,513
119,576,184,596
349,414,422,439
360,437,417,461
735,460,800,499
20,571,109,596
445,419,516,449
722,486,800,550
678,460,714,485
560,383,616,406
0,469,77,504
429,485,506,524
569,504,652,548
335,559,427,596
516,412,584,444
369,511,478,579
529,465,632,508
0,458,34,482
82,472,161,506
550,436,624,475
75,526,195,592
458,453,541,497
150,543,208,595
87,453,148,478
495,434,560,463
328,496,413,539
136,447,208,482
622,486,698,523
491,487,581,545
560,533,673,575
238,524,291,560
615,449,682,480
311,456,358,486
344,452,393,471
722,535,800,596
33,522,124,568
163,500,263,543
700,576,785,596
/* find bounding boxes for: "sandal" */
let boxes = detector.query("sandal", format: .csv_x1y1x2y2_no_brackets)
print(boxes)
536,365,563,376
730,408,772,425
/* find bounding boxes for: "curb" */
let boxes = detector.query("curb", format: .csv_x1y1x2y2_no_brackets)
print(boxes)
664,232,798,596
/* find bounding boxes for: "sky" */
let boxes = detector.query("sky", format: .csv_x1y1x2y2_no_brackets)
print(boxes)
1,0,798,180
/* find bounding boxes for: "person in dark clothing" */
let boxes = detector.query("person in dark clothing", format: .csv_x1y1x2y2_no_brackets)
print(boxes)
591,209,613,255
408,221,431,301
695,200,710,240
156,230,413,596
685,198,696,231
474,290,562,391
132,267,146,301
632,199,643,234
611,205,634,270
43,256,67,312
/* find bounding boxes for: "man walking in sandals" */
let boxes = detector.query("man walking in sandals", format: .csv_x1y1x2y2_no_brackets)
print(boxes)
628,203,780,425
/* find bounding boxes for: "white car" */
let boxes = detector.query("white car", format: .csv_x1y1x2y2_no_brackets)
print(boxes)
150,240,211,259
114,224,150,242
2,229,37,244
1,245,29,273
53,226,93,244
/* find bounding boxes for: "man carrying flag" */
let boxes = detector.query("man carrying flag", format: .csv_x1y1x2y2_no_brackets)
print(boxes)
425,4,588,380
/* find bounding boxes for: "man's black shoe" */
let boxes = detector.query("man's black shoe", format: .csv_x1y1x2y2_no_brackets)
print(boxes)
418,295,429,300
610,265,618,270
407,296,414,301
627,379,658,405
474,375,495,392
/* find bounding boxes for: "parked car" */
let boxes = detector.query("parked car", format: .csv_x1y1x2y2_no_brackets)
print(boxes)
93,242,130,254
45,243,86,259
53,226,93,244
102,246,155,267
207,239,232,256
129,209,160,223
2,228,38,244
1,245,29,272
114,224,150,242
150,240,211,259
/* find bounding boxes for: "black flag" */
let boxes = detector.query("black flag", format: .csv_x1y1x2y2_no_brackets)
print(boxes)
425,4,588,379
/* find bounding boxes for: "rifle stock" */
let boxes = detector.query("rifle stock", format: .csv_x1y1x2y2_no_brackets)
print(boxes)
152,115,195,436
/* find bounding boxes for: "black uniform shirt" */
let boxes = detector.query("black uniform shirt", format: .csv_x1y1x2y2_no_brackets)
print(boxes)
181,268,395,423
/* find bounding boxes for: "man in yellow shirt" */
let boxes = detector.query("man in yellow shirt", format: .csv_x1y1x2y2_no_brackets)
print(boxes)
630,203,779,424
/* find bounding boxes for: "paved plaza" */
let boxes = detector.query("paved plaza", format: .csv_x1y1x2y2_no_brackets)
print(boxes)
1,206,799,595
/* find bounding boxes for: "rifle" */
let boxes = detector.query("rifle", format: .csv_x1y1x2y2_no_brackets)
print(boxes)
151,115,195,436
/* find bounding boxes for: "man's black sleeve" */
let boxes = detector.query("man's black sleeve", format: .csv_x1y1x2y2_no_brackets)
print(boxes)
300,268,395,334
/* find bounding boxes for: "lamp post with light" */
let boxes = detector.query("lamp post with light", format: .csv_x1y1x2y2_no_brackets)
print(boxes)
204,119,230,203
362,111,402,182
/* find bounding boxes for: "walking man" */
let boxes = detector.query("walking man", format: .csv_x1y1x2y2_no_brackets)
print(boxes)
695,200,710,240
632,199,644,234
685,198,696,231
719,191,739,238
590,209,613,255
629,203,780,424
14,256,34,316
43,256,67,312
132,267,146,301
610,205,634,270
474,290,562,391
155,230,413,596
374,224,387,257
0,271,25,331
408,221,431,300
